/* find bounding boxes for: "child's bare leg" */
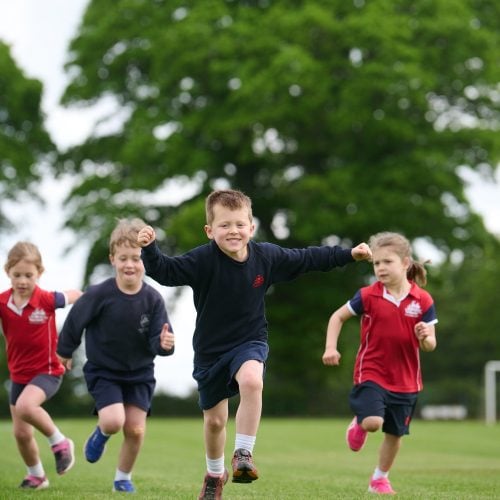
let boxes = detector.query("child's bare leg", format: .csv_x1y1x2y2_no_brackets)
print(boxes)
230,360,263,483
203,400,228,459
117,405,147,473
235,360,263,436
378,433,402,472
11,406,40,467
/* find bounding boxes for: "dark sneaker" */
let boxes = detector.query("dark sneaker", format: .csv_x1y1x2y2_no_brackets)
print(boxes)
52,438,75,474
19,475,49,489
198,469,228,500
231,448,259,483
84,426,110,463
113,479,136,493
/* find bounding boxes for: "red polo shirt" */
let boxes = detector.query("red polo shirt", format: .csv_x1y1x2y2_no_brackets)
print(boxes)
0,286,66,384
348,281,437,393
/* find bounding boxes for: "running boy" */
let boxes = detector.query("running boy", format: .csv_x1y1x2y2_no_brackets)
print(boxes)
322,231,437,495
0,241,82,489
57,218,175,493
137,189,372,499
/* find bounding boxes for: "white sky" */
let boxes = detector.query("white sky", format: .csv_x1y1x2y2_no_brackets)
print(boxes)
0,1,499,396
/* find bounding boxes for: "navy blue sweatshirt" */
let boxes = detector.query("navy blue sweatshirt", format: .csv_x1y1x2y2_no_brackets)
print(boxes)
57,278,173,373
141,240,353,366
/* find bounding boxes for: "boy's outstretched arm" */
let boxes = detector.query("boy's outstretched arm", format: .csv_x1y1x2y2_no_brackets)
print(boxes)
137,225,156,247
351,242,372,261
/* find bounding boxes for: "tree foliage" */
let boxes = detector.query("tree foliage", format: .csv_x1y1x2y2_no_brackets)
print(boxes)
56,0,500,413
0,41,54,230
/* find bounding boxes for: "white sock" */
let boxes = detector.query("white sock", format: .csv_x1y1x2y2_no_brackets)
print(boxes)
206,455,225,476
234,433,256,453
373,467,389,480
28,462,45,477
47,428,65,446
115,469,132,481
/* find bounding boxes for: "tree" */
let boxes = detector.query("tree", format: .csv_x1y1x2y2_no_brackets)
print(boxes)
57,0,500,411
0,41,54,230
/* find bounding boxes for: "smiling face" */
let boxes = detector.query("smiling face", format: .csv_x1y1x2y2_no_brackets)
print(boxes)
109,242,144,293
372,245,410,289
204,203,255,261
7,259,41,302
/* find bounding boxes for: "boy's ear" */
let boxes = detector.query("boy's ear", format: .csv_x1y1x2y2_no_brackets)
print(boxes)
204,224,214,239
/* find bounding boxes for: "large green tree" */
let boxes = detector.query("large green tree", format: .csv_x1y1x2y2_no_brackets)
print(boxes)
57,0,500,412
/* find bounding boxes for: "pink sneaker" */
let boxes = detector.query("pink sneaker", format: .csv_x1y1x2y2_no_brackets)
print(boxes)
51,438,75,475
19,475,49,489
346,417,367,451
368,477,396,495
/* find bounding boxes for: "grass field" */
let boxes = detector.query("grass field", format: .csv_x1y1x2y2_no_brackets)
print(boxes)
0,417,498,499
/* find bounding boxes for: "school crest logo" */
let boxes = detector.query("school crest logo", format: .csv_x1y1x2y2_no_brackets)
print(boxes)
29,308,48,324
252,275,265,288
404,300,422,318
138,314,150,335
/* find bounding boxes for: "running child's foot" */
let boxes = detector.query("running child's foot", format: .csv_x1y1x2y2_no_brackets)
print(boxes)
198,469,228,500
231,448,259,483
113,479,136,493
52,438,75,474
19,475,49,489
346,416,367,451
368,477,396,494
84,426,109,463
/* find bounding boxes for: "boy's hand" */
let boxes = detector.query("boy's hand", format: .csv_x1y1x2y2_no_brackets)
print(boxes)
137,225,156,247
160,323,175,351
351,242,372,261
57,355,72,371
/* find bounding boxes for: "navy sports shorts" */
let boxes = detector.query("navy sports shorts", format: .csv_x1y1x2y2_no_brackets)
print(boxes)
193,340,269,410
83,362,155,414
349,380,418,437
9,374,62,405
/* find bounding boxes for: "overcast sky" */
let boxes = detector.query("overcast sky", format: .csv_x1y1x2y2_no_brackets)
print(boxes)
0,1,499,395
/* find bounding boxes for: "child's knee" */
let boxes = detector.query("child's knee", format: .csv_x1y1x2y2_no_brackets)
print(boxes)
124,424,145,439
14,401,36,422
362,416,384,432
14,427,33,444
204,413,226,433
238,372,263,393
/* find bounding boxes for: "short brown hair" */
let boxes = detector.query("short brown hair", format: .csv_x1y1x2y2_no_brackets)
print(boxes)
205,189,253,225
109,218,146,255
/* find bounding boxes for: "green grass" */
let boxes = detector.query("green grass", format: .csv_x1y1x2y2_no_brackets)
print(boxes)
0,418,498,499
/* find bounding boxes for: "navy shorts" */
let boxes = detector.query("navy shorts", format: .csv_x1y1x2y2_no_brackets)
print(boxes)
349,381,418,437
83,362,155,415
193,340,269,410
9,374,62,405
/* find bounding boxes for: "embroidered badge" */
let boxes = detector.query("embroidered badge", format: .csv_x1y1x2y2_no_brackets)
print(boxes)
252,275,265,288
404,300,422,318
29,308,48,324
138,314,150,335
